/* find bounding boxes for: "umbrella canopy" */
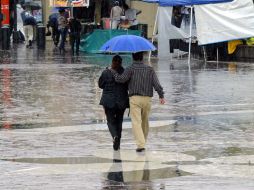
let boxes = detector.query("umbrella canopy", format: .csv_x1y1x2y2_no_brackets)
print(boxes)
24,2,41,10
100,35,156,53
143,0,233,6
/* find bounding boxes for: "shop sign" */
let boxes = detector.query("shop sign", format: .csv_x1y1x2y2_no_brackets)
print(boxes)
50,0,89,7
1,0,10,25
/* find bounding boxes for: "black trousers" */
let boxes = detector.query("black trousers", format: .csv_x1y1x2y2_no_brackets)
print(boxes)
70,32,81,55
104,106,125,139
52,26,60,46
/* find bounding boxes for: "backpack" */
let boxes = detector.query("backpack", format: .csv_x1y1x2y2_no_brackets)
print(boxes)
21,11,37,25
48,13,59,28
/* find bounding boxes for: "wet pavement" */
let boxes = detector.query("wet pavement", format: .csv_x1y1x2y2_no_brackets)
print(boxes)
0,42,254,189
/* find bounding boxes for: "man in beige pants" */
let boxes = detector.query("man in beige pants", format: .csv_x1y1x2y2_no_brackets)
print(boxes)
24,25,34,47
21,7,36,48
112,52,165,152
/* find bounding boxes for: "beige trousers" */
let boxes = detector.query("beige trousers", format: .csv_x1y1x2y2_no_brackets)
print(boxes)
130,96,151,149
24,25,34,45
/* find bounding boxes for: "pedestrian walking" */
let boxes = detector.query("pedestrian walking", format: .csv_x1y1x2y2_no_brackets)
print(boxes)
99,55,129,151
69,16,82,56
111,52,165,152
110,1,123,29
58,9,68,53
47,13,60,47
21,7,36,48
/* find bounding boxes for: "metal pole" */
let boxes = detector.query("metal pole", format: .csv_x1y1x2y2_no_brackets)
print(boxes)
13,0,20,43
187,6,193,71
216,47,219,68
203,46,207,62
148,7,158,61
203,46,207,69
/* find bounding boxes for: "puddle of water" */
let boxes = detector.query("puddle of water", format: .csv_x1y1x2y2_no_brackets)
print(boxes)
2,156,192,182
3,156,113,165
184,147,254,160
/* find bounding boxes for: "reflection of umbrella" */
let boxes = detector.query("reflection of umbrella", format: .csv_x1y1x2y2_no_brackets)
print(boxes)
100,35,156,53
24,2,41,10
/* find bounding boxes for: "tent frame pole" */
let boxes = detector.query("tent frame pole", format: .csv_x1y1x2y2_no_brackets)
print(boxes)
149,6,159,61
187,6,193,71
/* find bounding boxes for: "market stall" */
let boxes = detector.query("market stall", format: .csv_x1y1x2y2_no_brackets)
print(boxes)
49,0,145,53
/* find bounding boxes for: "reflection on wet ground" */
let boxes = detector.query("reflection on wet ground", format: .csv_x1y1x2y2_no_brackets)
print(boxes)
3,156,113,164
0,43,254,189
2,157,192,182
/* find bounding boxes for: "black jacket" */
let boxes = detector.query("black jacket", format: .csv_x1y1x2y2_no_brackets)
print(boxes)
69,18,82,34
99,67,129,109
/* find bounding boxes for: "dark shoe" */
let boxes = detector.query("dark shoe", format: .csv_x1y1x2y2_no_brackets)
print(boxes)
113,136,120,151
28,40,32,47
136,148,145,152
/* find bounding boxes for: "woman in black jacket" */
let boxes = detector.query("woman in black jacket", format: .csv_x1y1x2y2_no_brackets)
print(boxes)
99,55,129,151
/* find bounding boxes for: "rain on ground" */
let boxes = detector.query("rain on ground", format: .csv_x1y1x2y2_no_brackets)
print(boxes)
0,43,254,190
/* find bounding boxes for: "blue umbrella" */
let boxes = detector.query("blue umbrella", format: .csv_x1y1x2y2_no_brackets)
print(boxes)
100,35,156,53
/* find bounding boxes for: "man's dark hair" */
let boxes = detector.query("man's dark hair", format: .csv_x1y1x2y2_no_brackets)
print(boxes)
114,1,119,6
59,9,65,14
132,52,143,61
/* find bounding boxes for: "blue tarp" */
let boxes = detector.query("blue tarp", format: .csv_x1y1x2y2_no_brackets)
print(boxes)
143,0,233,6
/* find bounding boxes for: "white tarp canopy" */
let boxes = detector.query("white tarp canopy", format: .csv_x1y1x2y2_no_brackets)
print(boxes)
195,0,254,45
158,7,189,58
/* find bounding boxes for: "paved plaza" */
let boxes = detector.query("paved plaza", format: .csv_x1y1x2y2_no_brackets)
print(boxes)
0,43,254,189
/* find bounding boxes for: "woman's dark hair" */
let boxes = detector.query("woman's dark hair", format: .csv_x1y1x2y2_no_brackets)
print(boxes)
123,3,129,10
112,55,122,70
132,52,143,61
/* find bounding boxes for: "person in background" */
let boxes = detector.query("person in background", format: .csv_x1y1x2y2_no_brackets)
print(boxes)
99,55,129,151
58,9,68,53
69,16,82,56
47,13,60,47
21,6,36,48
110,1,123,29
123,3,141,28
111,52,165,152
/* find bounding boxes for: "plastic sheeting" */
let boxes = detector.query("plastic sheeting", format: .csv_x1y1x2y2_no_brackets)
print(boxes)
143,0,233,6
17,4,25,35
195,0,254,45
159,0,233,6
158,7,188,58
80,29,141,53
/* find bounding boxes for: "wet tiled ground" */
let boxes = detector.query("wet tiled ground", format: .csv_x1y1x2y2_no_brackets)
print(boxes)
0,43,254,189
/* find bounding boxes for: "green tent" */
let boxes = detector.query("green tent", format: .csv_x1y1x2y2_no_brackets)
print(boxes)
80,29,141,53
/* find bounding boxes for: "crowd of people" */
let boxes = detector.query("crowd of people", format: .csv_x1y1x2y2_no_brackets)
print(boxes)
21,6,82,55
46,9,82,55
